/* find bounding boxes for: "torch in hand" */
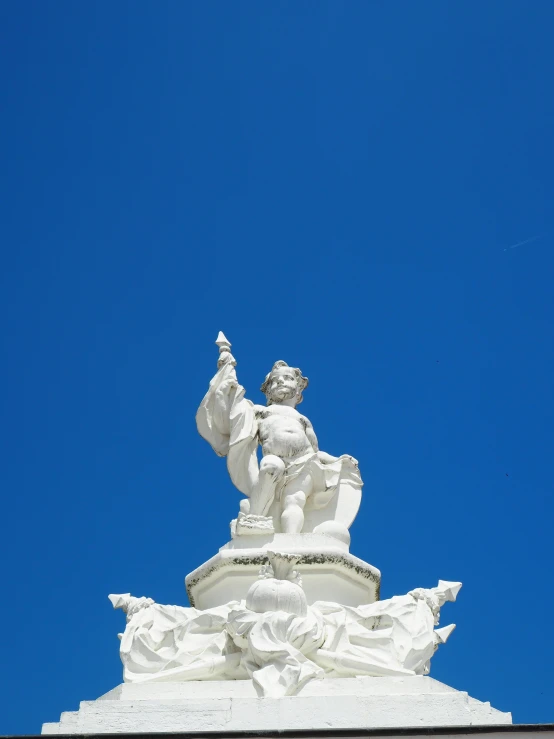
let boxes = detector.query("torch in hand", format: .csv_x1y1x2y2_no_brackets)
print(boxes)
216,331,237,369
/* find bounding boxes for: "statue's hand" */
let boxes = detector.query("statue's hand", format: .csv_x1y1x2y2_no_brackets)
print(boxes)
217,350,237,368
339,454,358,467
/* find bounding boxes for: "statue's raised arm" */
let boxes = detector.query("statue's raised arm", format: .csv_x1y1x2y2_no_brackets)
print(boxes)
196,332,259,498
196,333,363,542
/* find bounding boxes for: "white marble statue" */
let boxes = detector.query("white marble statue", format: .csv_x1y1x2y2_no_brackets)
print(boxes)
109,554,461,698
46,332,494,734
196,334,362,540
106,335,462,700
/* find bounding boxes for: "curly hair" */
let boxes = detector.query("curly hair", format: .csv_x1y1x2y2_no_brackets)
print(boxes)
260,360,309,405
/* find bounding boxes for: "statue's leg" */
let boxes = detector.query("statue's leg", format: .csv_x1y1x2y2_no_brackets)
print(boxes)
250,455,285,516
280,471,313,534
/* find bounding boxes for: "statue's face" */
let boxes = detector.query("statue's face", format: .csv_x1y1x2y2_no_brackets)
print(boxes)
266,366,299,404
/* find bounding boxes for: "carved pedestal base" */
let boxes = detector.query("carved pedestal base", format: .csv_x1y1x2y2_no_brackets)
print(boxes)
185,533,381,609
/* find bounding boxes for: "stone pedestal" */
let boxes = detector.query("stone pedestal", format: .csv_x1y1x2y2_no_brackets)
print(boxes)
42,530,513,738
185,533,381,608
42,676,511,734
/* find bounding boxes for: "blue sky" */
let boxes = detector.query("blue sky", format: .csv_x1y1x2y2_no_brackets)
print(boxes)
1,1,554,733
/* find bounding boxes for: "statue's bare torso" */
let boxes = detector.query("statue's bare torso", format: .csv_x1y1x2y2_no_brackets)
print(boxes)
254,405,316,460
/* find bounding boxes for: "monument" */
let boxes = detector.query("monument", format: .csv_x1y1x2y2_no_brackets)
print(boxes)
42,333,514,734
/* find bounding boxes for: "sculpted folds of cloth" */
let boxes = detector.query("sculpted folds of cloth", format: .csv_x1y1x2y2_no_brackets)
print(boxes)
109,569,461,698
196,333,362,540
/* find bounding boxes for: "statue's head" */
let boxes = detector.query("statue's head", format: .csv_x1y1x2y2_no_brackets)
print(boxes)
261,361,309,406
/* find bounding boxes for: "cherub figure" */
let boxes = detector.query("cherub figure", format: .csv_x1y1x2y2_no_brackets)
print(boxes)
197,334,362,540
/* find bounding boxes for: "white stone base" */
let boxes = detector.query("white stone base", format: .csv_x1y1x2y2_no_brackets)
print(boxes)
42,676,511,734
186,533,381,609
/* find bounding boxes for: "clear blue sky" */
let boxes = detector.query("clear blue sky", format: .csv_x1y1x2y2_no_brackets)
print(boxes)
1,1,553,734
